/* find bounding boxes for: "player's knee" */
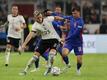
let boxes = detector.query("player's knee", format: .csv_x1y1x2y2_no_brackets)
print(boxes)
6,44,12,48
62,48,69,57
77,55,82,64
49,51,56,58
6,46,11,52
32,55,39,61
49,49,56,56
34,52,41,56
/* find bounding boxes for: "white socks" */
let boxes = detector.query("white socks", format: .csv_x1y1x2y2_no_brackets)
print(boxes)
48,51,56,68
24,56,38,72
5,48,11,65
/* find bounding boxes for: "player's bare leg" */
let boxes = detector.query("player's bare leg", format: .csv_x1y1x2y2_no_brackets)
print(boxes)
61,48,71,72
62,48,69,57
44,49,56,76
5,44,12,66
63,48,71,67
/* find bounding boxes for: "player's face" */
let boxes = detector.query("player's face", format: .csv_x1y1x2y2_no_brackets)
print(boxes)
55,7,61,13
34,14,43,23
72,10,80,18
12,6,18,16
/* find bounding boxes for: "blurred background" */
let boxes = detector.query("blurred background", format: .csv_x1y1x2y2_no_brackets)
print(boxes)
0,0,107,53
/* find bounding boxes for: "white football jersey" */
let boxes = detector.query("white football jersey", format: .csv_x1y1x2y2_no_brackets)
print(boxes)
7,14,25,38
32,16,60,41
32,21,47,35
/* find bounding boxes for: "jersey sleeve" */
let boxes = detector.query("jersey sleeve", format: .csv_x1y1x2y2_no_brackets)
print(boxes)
31,23,37,32
31,23,44,33
20,15,25,23
46,16,54,22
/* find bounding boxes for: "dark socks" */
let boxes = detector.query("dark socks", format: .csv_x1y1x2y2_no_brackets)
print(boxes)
63,56,69,65
35,59,39,68
77,63,82,70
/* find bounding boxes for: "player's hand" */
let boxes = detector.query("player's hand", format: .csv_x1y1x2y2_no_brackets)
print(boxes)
18,46,23,52
18,45,25,52
60,38,65,45
20,23,26,29
61,38,65,42
20,24,25,29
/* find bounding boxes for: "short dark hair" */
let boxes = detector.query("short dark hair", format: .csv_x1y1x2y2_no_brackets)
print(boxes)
43,9,51,14
72,7,80,12
42,9,51,16
11,4,18,8
55,6,61,8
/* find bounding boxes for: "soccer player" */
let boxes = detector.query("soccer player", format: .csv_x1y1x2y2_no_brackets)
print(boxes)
2,5,26,66
52,6,70,68
31,8,70,72
30,8,69,72
19,10,64,75
62,7,84,75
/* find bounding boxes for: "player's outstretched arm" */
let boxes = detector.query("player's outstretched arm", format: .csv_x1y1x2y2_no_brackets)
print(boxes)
54,16,65,21
20,31,36,49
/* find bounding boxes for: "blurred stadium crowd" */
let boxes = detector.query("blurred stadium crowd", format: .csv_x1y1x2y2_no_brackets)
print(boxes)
0,0,107,51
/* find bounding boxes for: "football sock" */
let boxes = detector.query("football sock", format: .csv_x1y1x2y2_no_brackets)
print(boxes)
5,47,11,65
63,56,69,65
48,51,56,68
24,55,38,72
77,63,82,70
34,58,39,68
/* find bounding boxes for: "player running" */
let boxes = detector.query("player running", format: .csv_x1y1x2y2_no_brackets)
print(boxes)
1,5,26,66
62,7,84,75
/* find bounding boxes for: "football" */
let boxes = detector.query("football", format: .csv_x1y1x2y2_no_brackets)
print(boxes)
51,67,61,76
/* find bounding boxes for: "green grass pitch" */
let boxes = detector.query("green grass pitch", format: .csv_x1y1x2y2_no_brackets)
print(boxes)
0,52,107,80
